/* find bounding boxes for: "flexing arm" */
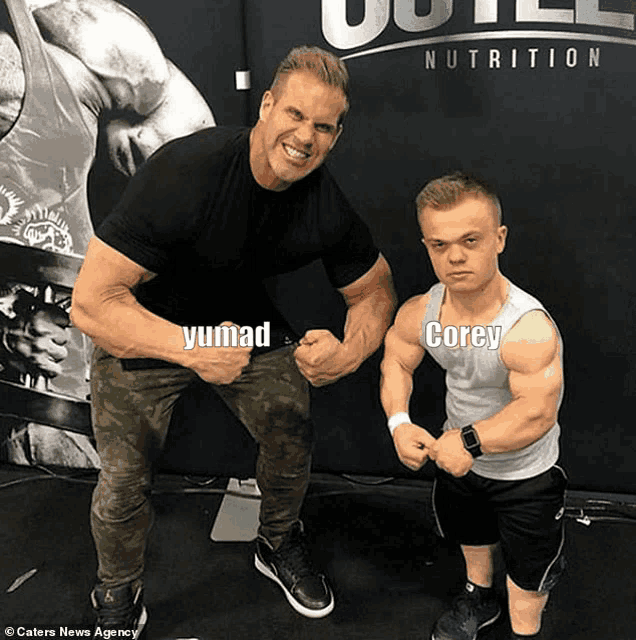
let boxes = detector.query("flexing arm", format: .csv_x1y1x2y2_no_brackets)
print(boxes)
379,294,436,471
475,310,562,453
294,254,396,387
339,253,396,368
32,0,168,114
70,237,251,383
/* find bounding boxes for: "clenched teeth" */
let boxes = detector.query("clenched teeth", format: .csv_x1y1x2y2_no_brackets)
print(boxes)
283,143,310,160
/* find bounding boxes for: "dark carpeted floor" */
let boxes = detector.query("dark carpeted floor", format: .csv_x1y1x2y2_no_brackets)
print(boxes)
1,465,635,640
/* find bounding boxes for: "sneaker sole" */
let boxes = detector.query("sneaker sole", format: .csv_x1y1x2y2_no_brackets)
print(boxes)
430,608,501,640
93,606,147,640
254,553,335,619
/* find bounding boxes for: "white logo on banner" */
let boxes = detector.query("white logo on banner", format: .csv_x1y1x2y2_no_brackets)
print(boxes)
322,0,636,67
0,184,23,226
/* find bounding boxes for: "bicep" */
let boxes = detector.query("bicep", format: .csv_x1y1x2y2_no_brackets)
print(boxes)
320,194,380,290
382,297,428,374
504,312,563,410
73,237,155,309
338,253,394,307
384,325,426,374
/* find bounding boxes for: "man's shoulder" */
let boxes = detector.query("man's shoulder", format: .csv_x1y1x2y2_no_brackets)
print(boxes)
502,279,559,332
500,279,560,366
504,278,546,312
401,292,432,313
504,310,556,347
396,293,432,329
150,126,249,170
387,293,431,348
314,162,346,194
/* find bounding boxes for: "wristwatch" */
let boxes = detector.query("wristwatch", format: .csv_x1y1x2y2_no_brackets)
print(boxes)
460,425,483,458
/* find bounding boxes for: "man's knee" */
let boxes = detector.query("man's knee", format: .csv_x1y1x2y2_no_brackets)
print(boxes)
507,550,565,598
91,470,151,523
263,394,313,438
256,407,314,468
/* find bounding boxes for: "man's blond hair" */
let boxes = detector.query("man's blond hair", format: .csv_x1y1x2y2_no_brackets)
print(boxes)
270,46,350,126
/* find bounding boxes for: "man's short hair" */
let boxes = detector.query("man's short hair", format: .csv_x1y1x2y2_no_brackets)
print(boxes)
416,172,503,226
270,45,350,126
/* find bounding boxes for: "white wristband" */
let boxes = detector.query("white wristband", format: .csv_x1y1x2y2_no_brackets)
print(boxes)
387,412,411,436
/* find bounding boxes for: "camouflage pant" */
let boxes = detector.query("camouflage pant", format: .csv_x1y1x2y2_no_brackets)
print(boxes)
89,344,312,587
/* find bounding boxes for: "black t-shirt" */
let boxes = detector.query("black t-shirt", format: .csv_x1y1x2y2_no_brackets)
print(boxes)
97,127,379,336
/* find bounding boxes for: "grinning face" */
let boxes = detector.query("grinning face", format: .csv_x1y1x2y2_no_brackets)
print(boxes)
250,71,346,191
419,195,507,294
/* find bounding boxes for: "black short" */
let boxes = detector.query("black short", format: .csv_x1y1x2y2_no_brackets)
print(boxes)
432,465,568,592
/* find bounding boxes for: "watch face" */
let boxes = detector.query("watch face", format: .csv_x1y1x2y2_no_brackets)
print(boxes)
463,431,478,448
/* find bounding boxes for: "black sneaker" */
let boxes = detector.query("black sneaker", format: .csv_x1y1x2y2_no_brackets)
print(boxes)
255,520,334,618
431,581,501,640
91,580,148,638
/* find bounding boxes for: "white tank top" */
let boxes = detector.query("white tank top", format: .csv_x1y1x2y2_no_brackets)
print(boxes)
420,279,564,481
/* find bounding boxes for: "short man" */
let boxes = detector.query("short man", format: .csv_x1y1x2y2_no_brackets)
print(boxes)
71,46,396,633
380,173,565,640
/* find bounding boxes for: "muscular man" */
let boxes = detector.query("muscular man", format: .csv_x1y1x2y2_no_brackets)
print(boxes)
380,173,565,640
71,46,396,633
0,0,214,466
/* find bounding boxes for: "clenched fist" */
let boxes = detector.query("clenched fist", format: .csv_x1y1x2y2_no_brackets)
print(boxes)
392,422,436,471
186,321,252,385
294,329,353,387
429,429,474,477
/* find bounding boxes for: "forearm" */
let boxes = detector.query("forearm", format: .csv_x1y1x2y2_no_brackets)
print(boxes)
341,286,396,373
474,399,557,454
70,288,189,365
379,359,414,418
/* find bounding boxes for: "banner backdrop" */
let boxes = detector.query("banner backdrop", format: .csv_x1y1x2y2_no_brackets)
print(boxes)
245,0,636,493
1,0,634,495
